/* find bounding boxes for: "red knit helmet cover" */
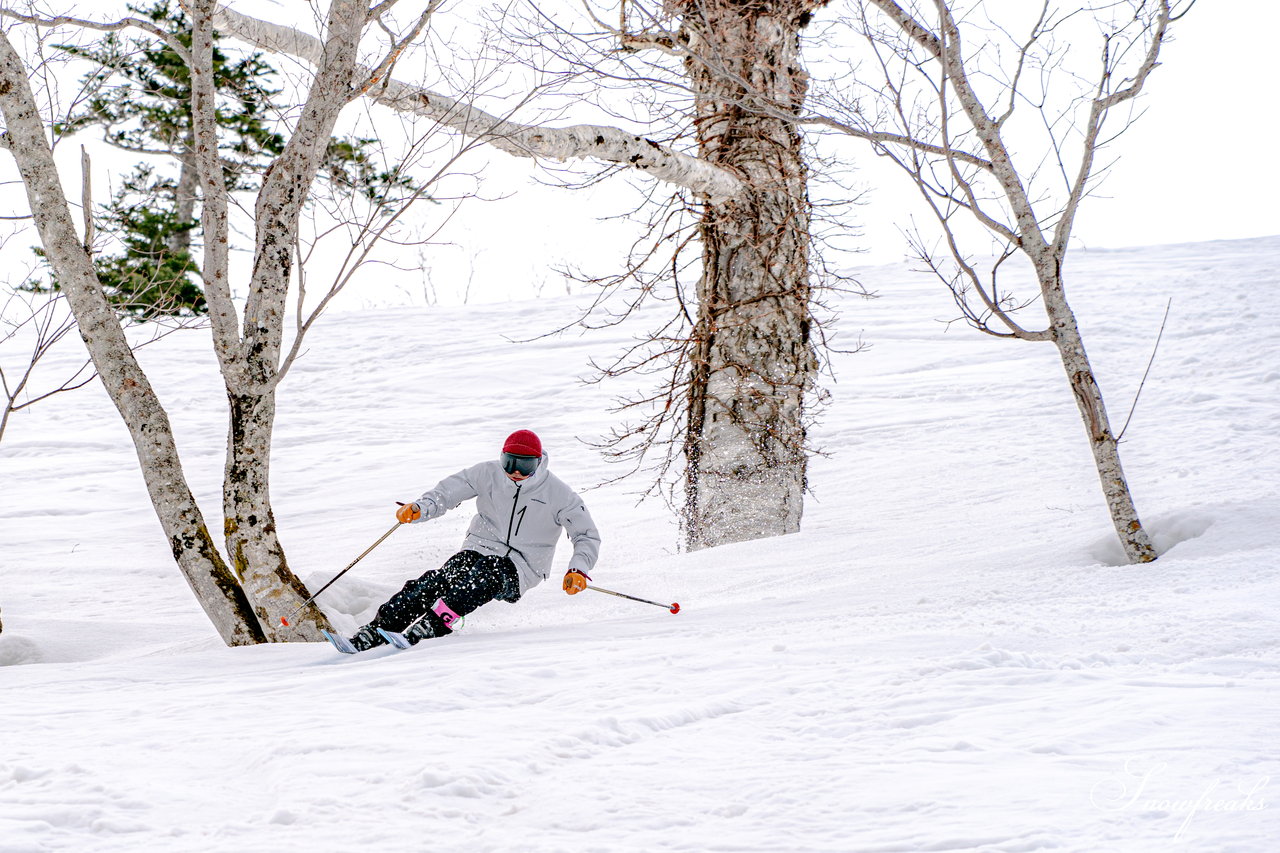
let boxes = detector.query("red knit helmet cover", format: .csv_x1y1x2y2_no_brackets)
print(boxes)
503,429,542,458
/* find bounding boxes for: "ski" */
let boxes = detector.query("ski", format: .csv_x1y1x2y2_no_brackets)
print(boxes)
376,628,413,650
321,629,359,655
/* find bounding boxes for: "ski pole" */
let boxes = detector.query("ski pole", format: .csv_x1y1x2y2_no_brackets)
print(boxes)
586,584,680,614
280,521,401,626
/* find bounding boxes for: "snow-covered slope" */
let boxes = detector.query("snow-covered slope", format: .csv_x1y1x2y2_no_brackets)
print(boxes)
2,237,1277,851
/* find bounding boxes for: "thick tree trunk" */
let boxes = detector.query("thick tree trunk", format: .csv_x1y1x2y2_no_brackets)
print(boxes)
0,31,265,645
1040,270,1157,563
678,0,818,549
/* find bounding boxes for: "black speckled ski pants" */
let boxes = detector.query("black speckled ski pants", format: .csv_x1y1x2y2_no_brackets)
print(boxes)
368,550,520,637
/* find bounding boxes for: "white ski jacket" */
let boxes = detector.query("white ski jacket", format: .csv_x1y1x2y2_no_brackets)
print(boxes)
410,453,601,596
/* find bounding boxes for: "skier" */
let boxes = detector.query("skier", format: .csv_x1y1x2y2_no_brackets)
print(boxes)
324,429,601,653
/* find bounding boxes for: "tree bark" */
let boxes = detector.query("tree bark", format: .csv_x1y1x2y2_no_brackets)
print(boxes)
1039,263,1156,563
0,30,265,645
223,391,320,631
677,0,819,549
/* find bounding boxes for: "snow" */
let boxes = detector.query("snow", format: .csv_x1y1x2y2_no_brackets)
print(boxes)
2,236,1278,852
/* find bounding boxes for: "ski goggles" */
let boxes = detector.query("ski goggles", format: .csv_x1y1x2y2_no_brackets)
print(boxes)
501,452,540,477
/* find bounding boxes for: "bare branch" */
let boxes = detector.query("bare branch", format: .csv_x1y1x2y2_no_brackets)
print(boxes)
0,7,188,59
1,290,90,443
803,114,993,171
206,3,747,203
1117,297,1171,441
355,0,444,96
1052,1,1174,254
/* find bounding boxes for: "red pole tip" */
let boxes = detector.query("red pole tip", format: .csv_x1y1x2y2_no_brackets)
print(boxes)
280,617,290,626
670,603,680,614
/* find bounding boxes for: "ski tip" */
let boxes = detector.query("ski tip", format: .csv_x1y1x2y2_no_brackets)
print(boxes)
280,617,290,626
670,603,680,615
376,628,412,650
320,629,359,654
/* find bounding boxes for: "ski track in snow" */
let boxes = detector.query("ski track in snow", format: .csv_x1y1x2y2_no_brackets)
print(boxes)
1,237,1278,851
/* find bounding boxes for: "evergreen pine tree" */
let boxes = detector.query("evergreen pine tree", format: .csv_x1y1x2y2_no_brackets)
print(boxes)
29,0,414,320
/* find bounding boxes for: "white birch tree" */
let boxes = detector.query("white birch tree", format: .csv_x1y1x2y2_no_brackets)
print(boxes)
807,0,1189,563
0,12,265,642
0,1,452,642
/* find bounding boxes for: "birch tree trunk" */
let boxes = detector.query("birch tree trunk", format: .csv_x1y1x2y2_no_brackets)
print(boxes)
190,0,367,639
676,0,820,549
1038,260,1156,562
0,29,265,645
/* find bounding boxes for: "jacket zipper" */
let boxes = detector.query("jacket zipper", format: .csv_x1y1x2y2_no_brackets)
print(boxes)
504,483,522,556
